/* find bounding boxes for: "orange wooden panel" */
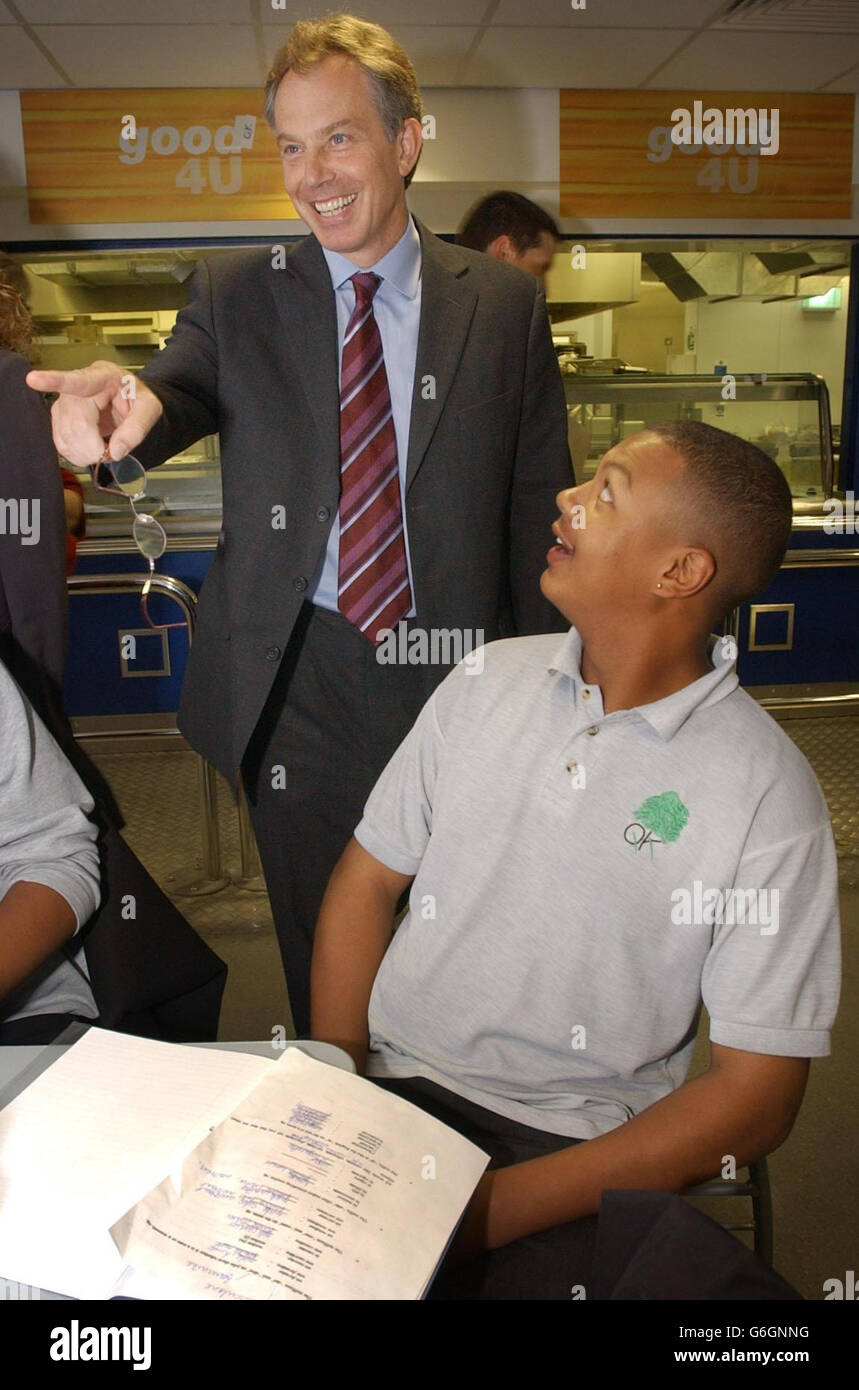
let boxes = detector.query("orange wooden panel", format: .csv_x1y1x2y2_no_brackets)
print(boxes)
559,91,853,219
21,89,299,223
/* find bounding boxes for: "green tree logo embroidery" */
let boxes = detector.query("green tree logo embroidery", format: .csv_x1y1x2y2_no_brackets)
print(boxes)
624,791,689,858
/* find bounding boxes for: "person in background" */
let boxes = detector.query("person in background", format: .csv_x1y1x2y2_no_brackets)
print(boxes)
0,659,100,1044
311,421,840,1299
457,190,560,285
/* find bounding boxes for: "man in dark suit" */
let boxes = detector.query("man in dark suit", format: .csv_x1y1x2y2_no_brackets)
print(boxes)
28,13,572,1037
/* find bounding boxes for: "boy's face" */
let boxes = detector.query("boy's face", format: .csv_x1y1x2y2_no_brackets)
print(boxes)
540,431,693,626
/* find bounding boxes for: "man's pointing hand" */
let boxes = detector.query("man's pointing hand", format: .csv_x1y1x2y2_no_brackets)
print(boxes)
25,360,164,467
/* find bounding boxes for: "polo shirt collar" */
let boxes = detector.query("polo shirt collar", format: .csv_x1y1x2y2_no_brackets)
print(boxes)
321,212,422,298
548,626,739,741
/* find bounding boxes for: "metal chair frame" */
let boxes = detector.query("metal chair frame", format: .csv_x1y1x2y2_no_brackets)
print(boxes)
682,1156,773,1265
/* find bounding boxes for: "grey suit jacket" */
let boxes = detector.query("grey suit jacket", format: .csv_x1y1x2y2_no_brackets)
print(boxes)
137,216,573,784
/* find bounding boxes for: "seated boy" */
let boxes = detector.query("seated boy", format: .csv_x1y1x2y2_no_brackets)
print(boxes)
0,660,100,1043
310,420,841,1299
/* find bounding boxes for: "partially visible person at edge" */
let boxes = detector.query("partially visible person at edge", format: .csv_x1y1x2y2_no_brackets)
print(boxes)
0,253,85,725
0,254,226,1045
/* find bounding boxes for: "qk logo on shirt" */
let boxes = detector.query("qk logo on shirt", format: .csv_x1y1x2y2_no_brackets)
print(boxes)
624,791,689,859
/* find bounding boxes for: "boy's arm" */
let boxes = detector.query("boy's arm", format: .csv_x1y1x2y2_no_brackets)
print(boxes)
0,882,78,1002
452,1043,808,1264
311,838,413,1073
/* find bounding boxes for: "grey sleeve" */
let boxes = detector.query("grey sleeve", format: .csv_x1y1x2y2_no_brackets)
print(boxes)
0,663,100,931
702,821,841,1057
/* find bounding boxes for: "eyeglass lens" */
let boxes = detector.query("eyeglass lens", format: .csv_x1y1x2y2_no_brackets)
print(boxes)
107,454,147,498
132,512,167,561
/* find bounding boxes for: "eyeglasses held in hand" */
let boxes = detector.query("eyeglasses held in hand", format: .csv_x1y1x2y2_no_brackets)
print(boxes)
91,452,186,633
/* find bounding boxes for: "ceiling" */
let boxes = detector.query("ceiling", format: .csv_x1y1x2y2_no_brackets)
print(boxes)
1,0,858,94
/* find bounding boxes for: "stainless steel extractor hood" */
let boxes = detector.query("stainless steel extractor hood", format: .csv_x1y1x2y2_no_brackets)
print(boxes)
545,252,641,321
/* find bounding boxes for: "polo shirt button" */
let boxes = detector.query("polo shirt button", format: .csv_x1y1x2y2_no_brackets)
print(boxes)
315,506,330,522
292,576,308,591
582,689,591,699
586,725,599,736
266,645,281,661
566,760,578,773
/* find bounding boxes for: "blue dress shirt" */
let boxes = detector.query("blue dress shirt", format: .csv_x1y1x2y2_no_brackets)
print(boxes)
311,213,422,616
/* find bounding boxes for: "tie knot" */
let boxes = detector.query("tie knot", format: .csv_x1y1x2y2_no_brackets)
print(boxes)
351,271,381,306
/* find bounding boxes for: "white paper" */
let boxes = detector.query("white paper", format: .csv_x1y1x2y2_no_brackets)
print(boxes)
0,1028,279,1298
111,1050,489,1301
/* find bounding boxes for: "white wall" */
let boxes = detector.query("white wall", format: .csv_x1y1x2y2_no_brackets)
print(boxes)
692,286,850,423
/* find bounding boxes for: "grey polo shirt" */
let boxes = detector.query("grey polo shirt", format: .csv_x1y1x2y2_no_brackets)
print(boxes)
0,663,99,1024
354,628,841,1139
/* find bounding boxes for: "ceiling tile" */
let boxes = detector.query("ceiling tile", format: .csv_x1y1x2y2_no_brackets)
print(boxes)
493,0,725,27
18,0,252,20
820,66,859,91
0,30,67,84
462,27,695,87
266,0,488,24
30,25,261,87
264,25,478,88
647,30,859,89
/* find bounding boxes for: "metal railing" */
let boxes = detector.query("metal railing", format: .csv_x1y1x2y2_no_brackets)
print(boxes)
67,572,231,894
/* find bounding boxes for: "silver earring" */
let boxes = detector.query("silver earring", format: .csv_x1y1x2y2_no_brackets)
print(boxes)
657,583,663,589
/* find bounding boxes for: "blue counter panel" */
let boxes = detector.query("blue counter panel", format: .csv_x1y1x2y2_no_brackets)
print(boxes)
72,548,214,590
63,548,214,719
737,565,859,686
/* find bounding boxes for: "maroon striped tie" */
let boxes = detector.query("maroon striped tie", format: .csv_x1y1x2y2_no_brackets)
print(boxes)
337,272,411,644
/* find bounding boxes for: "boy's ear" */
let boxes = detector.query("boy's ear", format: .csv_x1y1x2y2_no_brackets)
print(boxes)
658,546,716,598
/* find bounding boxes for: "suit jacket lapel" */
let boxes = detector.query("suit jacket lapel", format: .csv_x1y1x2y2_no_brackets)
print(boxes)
406,218,477,492
268,234,340,483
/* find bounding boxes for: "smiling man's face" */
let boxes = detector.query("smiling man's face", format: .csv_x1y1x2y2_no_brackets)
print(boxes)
541,431,697,627
273,54,421,268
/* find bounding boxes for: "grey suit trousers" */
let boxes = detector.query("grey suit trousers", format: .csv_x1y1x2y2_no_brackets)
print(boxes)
242,601,433,1037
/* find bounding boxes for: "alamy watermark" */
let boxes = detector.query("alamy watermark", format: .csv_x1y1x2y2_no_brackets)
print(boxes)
375,624,485,674
0,498,40,545
670,880,779,936
670,103,779,156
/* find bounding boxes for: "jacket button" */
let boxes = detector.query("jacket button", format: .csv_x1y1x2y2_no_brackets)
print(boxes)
266,645,281,661
315,506,331,522
293,576,308,591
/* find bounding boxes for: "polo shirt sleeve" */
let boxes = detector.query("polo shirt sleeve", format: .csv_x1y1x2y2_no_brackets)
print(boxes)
0,664,100,933
702,816,840,1058
353,663,467,876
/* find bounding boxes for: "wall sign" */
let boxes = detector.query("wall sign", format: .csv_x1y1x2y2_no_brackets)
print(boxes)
20,89,299,223
560,91,853,219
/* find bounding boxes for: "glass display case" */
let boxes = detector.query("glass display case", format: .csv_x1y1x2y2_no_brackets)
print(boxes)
562,373,834,514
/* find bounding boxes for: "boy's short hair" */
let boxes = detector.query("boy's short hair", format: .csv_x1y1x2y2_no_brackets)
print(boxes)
457,191,560,254
648,420,793,619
